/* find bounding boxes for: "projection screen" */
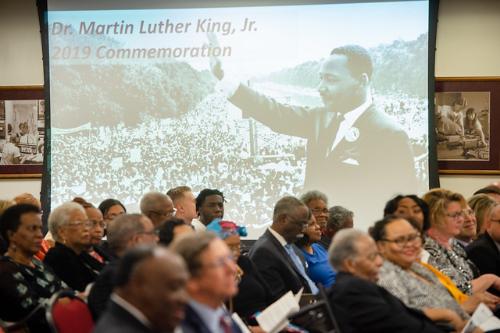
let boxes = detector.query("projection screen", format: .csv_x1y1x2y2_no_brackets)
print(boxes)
44,0,434,237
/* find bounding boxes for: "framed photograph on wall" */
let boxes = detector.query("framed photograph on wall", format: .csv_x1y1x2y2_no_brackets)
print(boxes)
0,86,44,178
435,77,500,175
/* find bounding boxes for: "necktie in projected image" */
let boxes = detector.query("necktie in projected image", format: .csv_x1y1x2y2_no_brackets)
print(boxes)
220,314,234,333
284,244,319,294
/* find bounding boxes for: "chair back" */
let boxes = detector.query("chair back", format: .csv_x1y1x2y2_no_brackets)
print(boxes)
46,290,94,333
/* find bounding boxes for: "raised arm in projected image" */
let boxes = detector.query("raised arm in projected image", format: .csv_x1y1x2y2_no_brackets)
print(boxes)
208,33,418,214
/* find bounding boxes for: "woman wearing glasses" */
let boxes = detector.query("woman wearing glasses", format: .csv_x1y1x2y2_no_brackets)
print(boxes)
44,202,102,292
422,189,500,295
372,216,473,331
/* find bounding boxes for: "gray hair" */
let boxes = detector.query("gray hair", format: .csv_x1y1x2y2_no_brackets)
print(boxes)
48,202,86,242
107,214,147,255
328,229,367,271
273,196,307,223
140,192,170,214
170,231,216,277
300,190,328,206
327,206,354,230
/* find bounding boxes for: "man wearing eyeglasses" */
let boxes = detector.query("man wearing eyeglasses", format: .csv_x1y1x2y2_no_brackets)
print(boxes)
171,232,242,333
140,192,176,228
249,196,319,301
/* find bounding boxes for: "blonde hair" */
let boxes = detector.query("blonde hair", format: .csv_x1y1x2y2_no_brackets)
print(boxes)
468,194,498,234
422,188,466,228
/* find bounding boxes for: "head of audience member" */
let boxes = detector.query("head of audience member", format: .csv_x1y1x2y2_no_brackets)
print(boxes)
295,214,321,249
158,217,194,247
167,186,197,225
0,204,43,262
468,194,497,235
73,197,105,246
485,205,500,244
13,193,41,209
196,189,224,226
457,205,477,244
474,185,500,203
272,196,311,244
0,199,14,216
328,229,382,282
48,202,91,254
326,205,354,240
383,194,429,231
113,246,189,333
422,189,466,241
370,215,422,270
107,214,158,258
140,192,175,228
98,198,126,226
206,219,247,260
319,45,372,113
171,232,238,309
300,190,329,232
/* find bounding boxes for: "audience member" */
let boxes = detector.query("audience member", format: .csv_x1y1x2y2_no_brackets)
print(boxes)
423,189,500,295
456,205,477,248
327,229,446,333
44,202,101,292
249,196,318,299
467,204,500,277
88,213,158,319
384,194,430,231
158,217,193,246
194,188,225,231
140,192,175,228
98,198,127,226
0,204,65,333
325,205,354,247
300,191,330,249
171,232,242,333
93,246,189,333
0,199,14,254
296,214,336,288
468,194,497,235
167,186,197,225
372,216,470,326
206,218,273,323
474,185,500,203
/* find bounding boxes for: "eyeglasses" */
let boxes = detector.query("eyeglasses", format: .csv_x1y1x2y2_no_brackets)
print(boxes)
311,208,329,215
446,211,465,219
381,233,422,247
90,220,106,229
139,229,159,237
67,220,92,229
463,209,475,217
204,254,235,270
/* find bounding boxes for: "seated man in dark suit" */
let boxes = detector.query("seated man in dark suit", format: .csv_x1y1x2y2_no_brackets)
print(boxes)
467,204,500,276
327,229,449,333
171,232,243,333
93,246,189,333
249,196,319,300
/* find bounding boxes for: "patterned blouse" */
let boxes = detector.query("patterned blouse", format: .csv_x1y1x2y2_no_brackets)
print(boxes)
377,260,468,319
423,236,478,295
0,256,65,331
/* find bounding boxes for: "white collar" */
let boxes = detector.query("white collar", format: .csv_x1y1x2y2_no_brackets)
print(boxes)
268,227,288,247
111,293,152,329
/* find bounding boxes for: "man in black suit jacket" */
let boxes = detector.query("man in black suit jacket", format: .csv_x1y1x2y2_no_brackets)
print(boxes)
213,44,417,225
171,232,243,333
249,196,318,300
467,205,500,276
327,229,445,333
94,246,189,333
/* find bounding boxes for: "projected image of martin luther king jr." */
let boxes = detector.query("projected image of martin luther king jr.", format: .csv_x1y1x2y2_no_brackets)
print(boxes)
210,37,417,209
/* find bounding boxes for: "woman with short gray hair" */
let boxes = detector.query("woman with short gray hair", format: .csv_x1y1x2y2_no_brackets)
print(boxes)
44,202,102,291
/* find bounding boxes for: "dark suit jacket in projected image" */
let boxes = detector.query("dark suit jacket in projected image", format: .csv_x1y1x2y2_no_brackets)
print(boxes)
229,84,417,215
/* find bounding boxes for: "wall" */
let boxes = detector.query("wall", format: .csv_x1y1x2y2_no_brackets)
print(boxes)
0,0,499,201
